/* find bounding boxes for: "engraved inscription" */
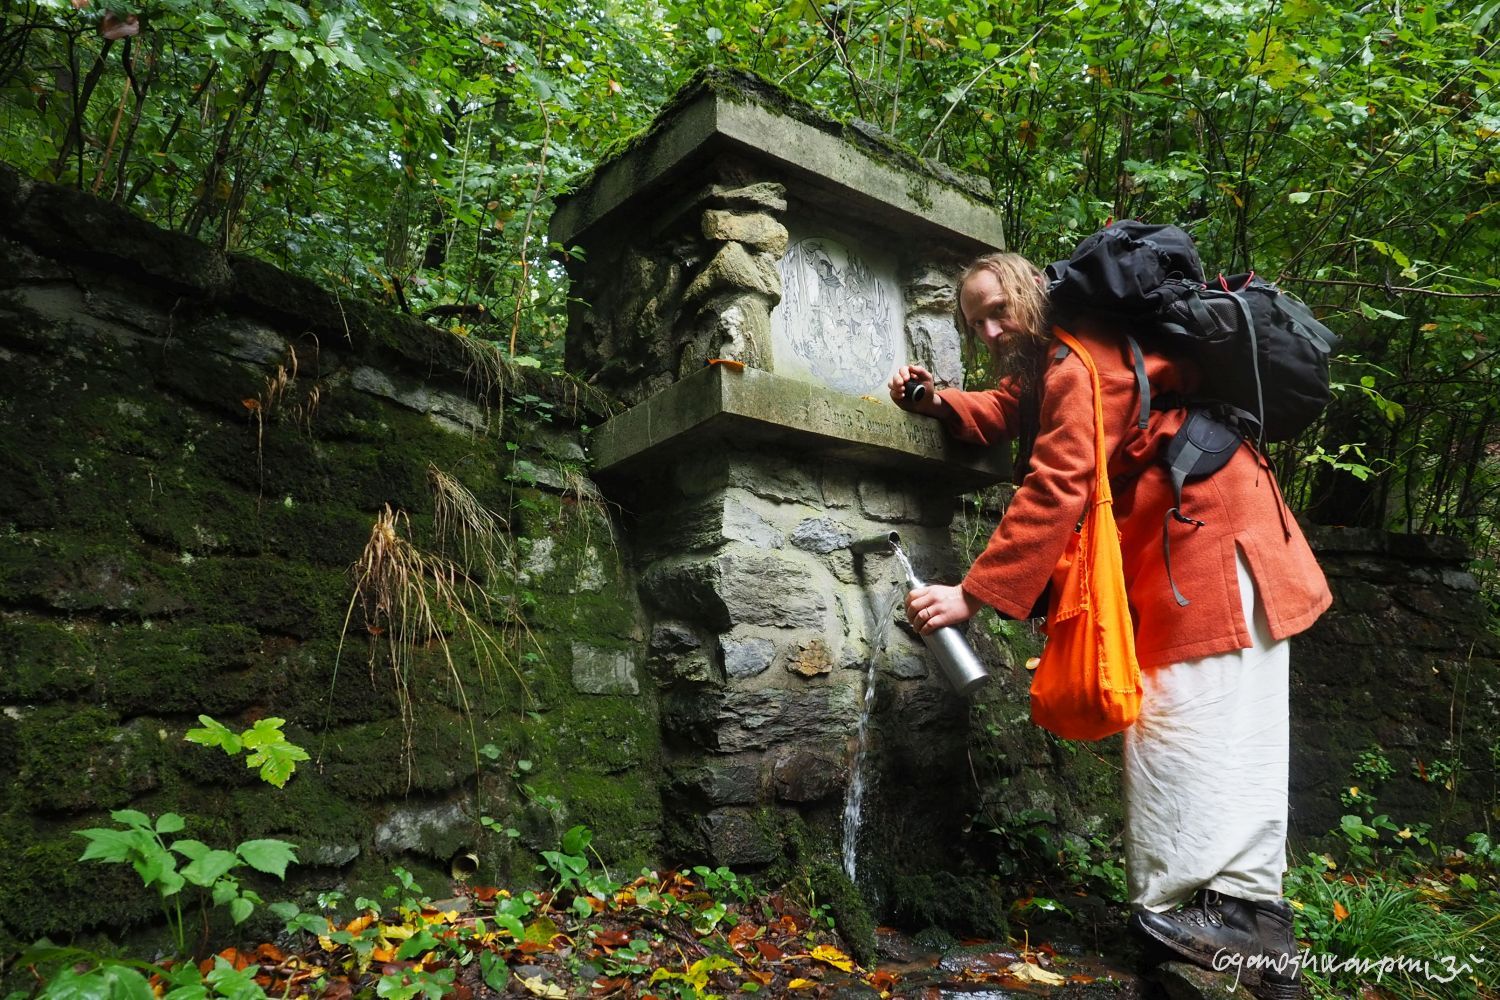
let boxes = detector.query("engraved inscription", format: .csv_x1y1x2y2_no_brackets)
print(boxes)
774,237,901,395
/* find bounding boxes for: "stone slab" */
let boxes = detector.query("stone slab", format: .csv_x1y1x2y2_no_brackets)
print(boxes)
550,70,1004,254
587,364,1008,494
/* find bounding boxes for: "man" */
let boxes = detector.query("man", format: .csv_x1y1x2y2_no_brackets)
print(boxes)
889,251,1330,1000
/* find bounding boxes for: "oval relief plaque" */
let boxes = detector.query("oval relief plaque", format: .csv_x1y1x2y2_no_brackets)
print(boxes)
773,237,901,395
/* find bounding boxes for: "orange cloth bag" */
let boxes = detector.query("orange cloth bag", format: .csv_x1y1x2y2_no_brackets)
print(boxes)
1030,330,1143,740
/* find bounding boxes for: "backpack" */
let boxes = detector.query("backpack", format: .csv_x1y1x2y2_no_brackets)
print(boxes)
1153,272,1339,442
1046,223,1340,444
1046,222,1341,604
1045,220,1205,316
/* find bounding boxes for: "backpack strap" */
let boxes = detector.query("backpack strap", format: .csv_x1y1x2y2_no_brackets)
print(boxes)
1229,292,1267,449
1160,409,1243,606
1125,335,1150,429
1053,337,1150,429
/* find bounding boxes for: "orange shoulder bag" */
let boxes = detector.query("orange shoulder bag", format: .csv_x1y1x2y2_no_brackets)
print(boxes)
1030,330,1143,740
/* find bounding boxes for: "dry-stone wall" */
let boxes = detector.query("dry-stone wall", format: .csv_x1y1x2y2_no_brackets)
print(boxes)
0,164,657,954
1290,527,1499,842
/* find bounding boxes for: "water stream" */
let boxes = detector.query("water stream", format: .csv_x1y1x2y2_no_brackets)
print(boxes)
841,541,918,882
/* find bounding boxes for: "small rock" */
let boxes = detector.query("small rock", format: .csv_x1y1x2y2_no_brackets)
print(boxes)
1154,960,1257,1000
790,517,851,555
784,638,834,678
701,210,789,256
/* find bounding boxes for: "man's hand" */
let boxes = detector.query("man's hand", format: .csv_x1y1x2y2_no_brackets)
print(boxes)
905,584,982,635
887,364,947,418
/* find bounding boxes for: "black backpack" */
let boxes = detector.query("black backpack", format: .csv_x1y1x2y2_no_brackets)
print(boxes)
1046,222,1341,604
1046,220,1206,316
1154,272,1340,444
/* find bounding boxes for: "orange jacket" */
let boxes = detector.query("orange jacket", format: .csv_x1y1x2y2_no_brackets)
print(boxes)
938,324,1332,669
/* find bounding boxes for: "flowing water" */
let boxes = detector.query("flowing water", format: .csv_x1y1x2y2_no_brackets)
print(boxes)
841,540,921,882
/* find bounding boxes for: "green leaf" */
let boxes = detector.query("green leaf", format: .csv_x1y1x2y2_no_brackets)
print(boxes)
237,838,298,878
479,951,510,992
561,825,592,855
109,809,153,830
395,929,439,960
262,27,300,53
44,964,157,1000
240,717,289,749
229,896,255,925
204,958,265,1000
133,845,179,890
181,849,241,887
244,740,309,788
1288,191,1312,204
77,828,140,864
171,839,213,862
212,879,240,906
269,901,300,921
185,716,241,755
155,813,186,834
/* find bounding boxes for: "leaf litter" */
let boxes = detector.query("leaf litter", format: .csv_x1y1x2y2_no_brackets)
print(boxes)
147,868,1098,1000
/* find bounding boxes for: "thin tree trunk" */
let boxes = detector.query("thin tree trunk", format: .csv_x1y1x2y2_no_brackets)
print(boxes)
186,52,277,238
53,36,115,181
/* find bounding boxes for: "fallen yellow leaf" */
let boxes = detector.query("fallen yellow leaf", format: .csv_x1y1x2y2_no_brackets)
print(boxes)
1008,961,1066,986
811,944,855,972
518,975,567,998
788,979,818,990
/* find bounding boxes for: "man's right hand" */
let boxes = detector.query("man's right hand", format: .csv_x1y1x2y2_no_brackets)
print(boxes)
887,364,946,418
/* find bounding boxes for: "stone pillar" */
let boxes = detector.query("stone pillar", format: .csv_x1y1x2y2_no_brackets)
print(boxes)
552,69,1009,880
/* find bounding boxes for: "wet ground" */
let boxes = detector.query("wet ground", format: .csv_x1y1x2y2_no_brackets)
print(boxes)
868,925,1150,998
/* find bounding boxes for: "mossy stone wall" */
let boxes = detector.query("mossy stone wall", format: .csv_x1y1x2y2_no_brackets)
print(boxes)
0,164,659,956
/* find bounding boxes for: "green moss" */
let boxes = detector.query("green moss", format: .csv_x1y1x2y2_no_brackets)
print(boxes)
0,617,96,701
0,821,161,955
0,531,192,618
883,868,1008,941
183,557,345,639
522,770,659,870
273,638,404,726
230,777,366,846
318,710,483,801
10,705,163,814
762,815,877,966
94,624,262,716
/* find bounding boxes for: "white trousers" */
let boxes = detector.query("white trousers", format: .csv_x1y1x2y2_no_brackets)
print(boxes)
1123,552,1291,912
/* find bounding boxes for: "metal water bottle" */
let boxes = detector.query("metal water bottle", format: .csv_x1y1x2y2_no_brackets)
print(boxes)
885,533,991,696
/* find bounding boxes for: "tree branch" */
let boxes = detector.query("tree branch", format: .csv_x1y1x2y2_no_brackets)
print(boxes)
1277,276,1500,299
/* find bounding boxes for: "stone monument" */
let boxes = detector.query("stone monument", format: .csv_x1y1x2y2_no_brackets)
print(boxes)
552,69,1010,896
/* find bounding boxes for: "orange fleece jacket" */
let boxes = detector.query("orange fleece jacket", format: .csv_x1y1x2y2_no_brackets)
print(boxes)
939,324,1332,669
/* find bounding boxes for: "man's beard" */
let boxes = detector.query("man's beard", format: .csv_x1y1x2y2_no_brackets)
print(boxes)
989,332,1047,396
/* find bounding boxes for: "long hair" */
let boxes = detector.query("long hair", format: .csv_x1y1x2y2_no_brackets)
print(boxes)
954,252,1051,476
951,252,1048,350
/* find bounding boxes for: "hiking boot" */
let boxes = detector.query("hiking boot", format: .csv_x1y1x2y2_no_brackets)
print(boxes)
1250,899,1302,1000
1129,889,1260,970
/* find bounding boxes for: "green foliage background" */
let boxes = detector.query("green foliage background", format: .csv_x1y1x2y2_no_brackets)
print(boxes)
3,0,1498,573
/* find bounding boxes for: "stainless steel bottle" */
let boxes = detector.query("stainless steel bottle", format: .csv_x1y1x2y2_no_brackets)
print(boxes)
883,533,991,697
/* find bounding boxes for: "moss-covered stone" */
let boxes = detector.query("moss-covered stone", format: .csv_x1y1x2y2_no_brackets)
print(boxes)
94,624,264,716
0,820,161,955
0,617,97,702
10,705,163,814
0,531,192,618
182,557,346,639
318,709,485,801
